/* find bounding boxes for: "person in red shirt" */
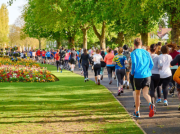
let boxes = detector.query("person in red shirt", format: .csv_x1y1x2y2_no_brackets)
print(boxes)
167,43,180,96
36,49,41,61
55,50,60,72
41,49,46,64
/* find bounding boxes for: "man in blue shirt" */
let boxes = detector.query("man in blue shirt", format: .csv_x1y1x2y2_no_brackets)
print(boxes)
131,38,154,118
46,50,51,64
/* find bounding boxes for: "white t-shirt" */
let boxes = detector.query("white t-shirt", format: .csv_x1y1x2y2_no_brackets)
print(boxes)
93,54,102,65
32,52,36,56
158,54,172,78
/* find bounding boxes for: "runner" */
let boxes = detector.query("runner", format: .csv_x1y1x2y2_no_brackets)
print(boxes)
149,44,160,110
41,49,46,64
81,49,91,82
131,38,154,118
36,49,41,62
100,49,106,80
157,45,172,106
112,47,127,96
70,48,77,72
170,54,180,110
167,43,179,97
59,47,66,73
104,48,115,84
55,50,60,72
64,49,70,69
123,45,131,89
46,50,51,64
93,49,103,85
32,50,36,61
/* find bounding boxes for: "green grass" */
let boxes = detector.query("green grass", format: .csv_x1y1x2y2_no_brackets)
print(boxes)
0,64,143,134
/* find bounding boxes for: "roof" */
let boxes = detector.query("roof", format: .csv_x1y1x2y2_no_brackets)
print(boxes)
157,28,171,38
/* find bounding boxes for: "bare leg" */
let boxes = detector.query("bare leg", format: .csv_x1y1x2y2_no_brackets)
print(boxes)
142,86,151,104
135,90,140,112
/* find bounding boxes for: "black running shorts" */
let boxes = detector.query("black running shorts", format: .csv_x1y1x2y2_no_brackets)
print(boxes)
134,77,151,90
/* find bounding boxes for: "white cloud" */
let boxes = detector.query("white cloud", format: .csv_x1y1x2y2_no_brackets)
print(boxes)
0,0,28,25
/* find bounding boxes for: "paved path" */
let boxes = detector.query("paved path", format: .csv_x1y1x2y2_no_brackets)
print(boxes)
74,67,180,134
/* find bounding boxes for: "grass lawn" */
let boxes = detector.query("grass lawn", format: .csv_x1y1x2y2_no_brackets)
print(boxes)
0,64,143,134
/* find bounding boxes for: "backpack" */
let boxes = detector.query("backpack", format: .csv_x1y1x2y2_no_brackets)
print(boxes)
173,67,180,85
60,50,66,59
123,51,130,60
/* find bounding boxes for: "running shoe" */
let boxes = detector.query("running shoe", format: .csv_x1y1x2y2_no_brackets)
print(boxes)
172,93,175,98
57,70,59,72
169,86,175,94
164,100,168,106
101,75,103,80
98,79,100,85
149,104,155,117
117,90,121,96
86,79,89,81
133,112,140,118
114,76,116,80
121,88,124,93
123,84,126,88
127,86,129,89
109,81,112,85
154,104,156,114
84,79,86,82
156,98,162,103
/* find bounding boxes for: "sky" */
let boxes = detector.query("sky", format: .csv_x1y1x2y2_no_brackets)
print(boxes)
0,0,28,25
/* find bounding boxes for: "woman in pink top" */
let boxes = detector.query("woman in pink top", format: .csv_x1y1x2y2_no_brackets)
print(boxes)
104,48,115,84
64,50,70,69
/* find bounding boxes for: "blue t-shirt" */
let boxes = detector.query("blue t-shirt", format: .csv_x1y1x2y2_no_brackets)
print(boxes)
46,52,51,57
53,52,56,57
113,54,127,69
131,49,154,78
29,51,32,56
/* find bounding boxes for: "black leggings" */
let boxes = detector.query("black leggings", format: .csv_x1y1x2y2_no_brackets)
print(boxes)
170,69,176,93
107,66,115,81
56,61,60,70
116,69,125,88
94,64,101,76
157,76,172,100
130,74,135,91
82,64,89,78
150,74,160,98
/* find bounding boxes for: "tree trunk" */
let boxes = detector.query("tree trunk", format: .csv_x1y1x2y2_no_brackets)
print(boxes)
68,37,75,48
82,28,87,49
38,39,41,49
56,40,61,49
170,10,180,44
101,21,106,49
140,33,148,46
93,21,106,49
116,32,124,47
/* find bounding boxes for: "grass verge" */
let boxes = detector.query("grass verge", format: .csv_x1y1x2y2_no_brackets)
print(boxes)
0,64,143,134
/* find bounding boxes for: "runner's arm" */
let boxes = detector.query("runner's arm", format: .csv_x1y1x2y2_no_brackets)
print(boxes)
171,54,180,66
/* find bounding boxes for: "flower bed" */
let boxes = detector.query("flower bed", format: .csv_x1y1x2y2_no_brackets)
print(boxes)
0,65,57,83
0,57,39,67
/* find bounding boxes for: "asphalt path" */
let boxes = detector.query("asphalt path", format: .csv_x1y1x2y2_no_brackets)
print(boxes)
74,67,180,134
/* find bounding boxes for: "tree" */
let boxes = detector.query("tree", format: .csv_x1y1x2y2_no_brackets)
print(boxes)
0,4,9,46
160,0,180,44
123,0,163,46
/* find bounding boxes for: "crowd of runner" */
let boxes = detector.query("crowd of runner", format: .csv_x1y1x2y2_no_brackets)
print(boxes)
17,38,180,118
